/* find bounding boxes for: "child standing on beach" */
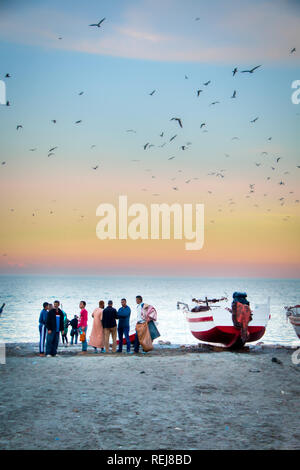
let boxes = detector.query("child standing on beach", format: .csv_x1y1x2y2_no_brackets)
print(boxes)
61,309,69,346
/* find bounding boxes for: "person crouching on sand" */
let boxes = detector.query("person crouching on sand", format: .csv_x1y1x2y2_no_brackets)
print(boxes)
38,302,49,356
102,300,118,353
78,301,88,354
46,300,64,357
89,300,105,353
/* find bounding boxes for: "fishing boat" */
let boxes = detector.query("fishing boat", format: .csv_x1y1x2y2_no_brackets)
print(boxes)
177,293,271,349
285,305,300,339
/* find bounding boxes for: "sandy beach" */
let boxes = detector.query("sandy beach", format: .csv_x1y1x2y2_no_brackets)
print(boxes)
0,342,299,450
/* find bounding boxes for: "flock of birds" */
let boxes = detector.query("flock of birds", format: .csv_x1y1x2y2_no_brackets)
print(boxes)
0,16,299,230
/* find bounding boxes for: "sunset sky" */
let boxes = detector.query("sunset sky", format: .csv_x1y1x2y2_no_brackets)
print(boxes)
0,0,299,277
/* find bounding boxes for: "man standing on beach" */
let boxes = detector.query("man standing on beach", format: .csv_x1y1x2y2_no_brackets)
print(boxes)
46,300,64,357
134,295,144,353
78,301,88,354
117,298,132,353
102,300,118,353
39,302,49,356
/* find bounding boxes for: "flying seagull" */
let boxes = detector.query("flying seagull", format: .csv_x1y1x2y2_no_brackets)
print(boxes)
78,91,84,95
231,90,236,98
169,135,177,141
290,47,296,54
16,125,23,130
89,18,106,28
241,65,261,73
197,89,203,96
170,117,183,128
203,80,211,86
5,73,11,78
51,120,57,124
210,101,220,106
149,90,156,96
49,147,58,152
92,165,99,170
200,123,206,128
232,67,238,76
75,120,82,124
250,117,259,123
144,143,150,150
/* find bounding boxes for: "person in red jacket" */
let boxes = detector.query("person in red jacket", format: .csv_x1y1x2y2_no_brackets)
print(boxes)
78,300,88,354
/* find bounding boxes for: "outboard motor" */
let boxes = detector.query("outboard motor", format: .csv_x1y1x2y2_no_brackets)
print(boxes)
231,292,252,343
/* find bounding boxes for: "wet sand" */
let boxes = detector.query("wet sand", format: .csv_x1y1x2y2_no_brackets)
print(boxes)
0,342,299,450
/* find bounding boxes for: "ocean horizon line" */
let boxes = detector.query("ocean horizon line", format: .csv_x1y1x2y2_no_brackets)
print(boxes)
0,273,299,281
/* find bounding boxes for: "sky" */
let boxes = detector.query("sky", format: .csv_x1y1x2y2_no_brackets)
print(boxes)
0,0,299,277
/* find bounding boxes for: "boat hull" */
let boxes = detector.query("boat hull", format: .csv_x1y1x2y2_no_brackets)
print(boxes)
288,317,300,339
285,306,300,340
117,333,136,345
183,299,270,348
190,325,266,348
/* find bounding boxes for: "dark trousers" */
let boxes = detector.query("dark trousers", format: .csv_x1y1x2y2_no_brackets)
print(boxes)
46,330,60,356
134,329,140,353
70,329,78,344
117,325,131,352
61,333,68,344
39,324,47,354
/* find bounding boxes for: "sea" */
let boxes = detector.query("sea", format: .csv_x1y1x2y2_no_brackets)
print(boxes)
0,275,299,346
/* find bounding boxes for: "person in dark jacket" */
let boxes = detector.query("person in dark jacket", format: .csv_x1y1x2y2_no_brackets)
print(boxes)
46,300,64,357
117,298,132,353
69,315,79,345
38,302,49,356
102,300,117,353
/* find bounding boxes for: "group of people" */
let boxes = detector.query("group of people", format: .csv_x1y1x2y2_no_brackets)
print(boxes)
38,296,159,357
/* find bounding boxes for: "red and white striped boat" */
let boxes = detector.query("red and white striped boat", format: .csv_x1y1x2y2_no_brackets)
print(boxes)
177,295,271,349
285,305,300,339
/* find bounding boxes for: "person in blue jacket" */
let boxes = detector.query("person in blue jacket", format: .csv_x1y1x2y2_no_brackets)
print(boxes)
39,302,49,356
117,298,132,353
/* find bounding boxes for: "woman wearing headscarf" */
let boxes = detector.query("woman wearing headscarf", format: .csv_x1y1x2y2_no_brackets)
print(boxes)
88,300,105,353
